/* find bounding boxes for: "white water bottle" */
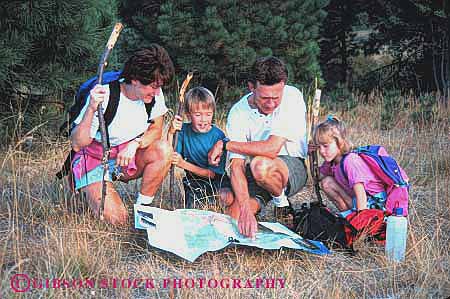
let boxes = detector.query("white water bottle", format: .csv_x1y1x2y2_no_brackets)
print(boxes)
385,207,408,262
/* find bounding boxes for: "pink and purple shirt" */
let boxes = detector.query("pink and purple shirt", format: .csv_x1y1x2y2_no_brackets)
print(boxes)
319,153,386,198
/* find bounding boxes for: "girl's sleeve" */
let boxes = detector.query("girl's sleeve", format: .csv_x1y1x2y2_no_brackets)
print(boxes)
343,153,372,188
319,162,332,177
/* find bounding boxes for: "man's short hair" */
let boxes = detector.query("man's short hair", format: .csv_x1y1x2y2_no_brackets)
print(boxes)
248,56,288,86
122,44,175,86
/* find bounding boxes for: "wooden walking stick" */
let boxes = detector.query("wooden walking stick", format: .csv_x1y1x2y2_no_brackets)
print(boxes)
97,23,124,220
308,78,323,203
169,72,194,209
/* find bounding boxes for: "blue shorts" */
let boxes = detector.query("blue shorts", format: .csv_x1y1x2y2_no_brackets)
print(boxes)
340,191,387,217
73,158,122,190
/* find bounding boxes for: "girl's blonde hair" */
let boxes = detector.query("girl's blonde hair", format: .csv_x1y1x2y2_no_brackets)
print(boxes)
184,87,216,113
314,116,353,155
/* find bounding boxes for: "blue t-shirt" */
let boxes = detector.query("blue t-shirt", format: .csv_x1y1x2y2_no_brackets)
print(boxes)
176,123,227,176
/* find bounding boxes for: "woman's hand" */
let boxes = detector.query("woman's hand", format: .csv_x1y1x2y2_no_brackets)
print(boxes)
116,140,139,167
88,84,106,112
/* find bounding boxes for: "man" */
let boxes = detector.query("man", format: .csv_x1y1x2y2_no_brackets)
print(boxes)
209,56,308,238
70,45,174,225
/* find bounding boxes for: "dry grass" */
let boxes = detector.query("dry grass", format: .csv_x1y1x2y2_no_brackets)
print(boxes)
0,94,449,299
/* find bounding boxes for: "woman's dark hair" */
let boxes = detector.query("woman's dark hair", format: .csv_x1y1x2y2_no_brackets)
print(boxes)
121,44,174,86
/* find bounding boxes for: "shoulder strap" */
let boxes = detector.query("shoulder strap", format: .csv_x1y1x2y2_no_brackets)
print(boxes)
102,80,121,147
104,80,121,128
340,153,350,181
144,97,156,123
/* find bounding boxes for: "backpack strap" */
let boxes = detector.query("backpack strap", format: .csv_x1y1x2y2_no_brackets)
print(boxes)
103,80,121,147
339,153,350,181
144,98,156,123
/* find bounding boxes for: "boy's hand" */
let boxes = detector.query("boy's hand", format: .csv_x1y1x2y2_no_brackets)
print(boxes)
208,140,223,166
169,115,183,134
88,84,106,112
171,152,184,168
308,142,319,154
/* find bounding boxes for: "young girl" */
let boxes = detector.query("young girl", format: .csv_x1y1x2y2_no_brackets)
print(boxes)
313,116,388,216
168,87,230,208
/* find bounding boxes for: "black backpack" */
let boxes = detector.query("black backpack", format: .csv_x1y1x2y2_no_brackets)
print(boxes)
294,201,354,249
56,71,155,179
294,201,387,251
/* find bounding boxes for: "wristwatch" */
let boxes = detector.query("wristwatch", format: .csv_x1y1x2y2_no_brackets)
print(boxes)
222,137,230,151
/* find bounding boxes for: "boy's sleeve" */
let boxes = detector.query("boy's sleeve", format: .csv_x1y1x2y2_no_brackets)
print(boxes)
207,128,227,175
319,162,332,177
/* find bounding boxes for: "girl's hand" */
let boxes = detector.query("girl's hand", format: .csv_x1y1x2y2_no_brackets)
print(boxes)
88,84,106,111
169,115,183,134
116,141,139,167
308,142,319,154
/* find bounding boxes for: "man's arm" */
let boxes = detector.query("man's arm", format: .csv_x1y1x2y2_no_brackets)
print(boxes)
226,135,287,160
210,135,287,166
230,158,258,238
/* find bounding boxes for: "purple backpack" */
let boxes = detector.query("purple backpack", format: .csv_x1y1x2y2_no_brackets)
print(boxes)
341,145,410,216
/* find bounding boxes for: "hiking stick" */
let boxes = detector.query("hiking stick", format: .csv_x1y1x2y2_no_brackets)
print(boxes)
169,72,193,210
308,78,323,203
97,23,124,220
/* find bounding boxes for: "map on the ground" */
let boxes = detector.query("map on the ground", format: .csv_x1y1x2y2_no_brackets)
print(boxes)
134,205,330,262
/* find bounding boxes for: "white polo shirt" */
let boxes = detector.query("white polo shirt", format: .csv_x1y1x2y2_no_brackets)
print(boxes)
74,83,168,146
226,85,307,160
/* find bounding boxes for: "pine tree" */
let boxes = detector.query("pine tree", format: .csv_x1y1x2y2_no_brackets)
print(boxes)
319,0,363,89
363,0,449,94
120,0,328,101
0,0,119,106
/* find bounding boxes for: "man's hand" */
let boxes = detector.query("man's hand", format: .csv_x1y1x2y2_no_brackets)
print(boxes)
88,84,106,112
169,115,183,134
208,140,223,167
238,201,258,239
116,140,139,167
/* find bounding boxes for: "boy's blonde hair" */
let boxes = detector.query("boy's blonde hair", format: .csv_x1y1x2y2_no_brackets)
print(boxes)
314,116,353,155
184,87,216,113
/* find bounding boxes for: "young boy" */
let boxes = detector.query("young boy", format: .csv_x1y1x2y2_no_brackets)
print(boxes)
168,87,230,208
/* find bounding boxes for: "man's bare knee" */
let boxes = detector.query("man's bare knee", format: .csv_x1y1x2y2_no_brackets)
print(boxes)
250,156,272,182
